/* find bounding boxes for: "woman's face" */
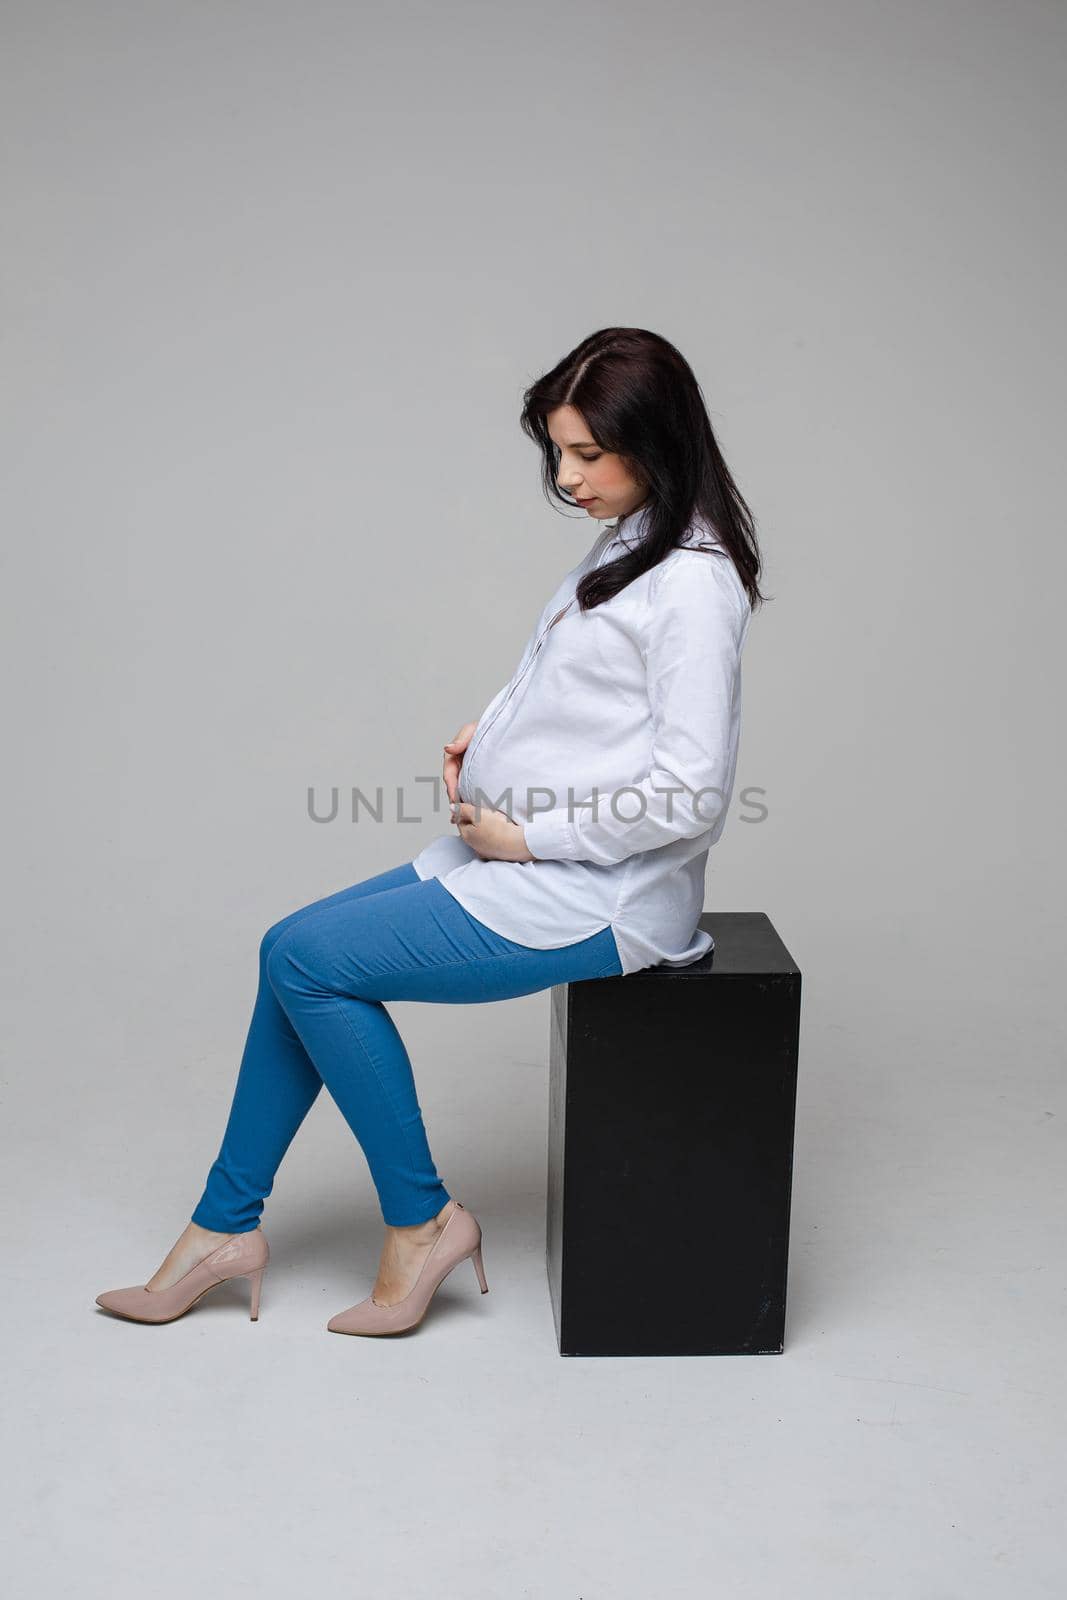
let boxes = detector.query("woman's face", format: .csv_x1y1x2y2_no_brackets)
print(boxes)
546,405,648,521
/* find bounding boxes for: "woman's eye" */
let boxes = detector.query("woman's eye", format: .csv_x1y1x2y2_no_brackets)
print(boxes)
580,453,602,462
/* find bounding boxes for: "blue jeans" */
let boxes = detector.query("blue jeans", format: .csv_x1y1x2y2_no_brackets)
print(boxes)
191,861,622,1230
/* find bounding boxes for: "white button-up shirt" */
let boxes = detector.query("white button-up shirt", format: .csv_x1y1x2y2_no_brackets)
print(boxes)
411,505,753,974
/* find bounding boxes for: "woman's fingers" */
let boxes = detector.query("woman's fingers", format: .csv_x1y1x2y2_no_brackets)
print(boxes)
443,720,478,753
443,754,459,806
442,721,478,807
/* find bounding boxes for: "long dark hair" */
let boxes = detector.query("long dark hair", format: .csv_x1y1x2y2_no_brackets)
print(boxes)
519,326,767,614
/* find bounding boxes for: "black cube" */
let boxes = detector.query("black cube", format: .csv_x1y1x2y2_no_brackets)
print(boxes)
546,911,801,1356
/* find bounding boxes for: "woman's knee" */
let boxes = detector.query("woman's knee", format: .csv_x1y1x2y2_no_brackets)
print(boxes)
263,928,299,996
259,888,339,970
264,913,336,997
260,910,319,987
259,920,291,971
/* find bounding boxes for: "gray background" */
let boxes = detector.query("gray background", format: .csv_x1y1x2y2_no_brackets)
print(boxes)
3,1,1064,1596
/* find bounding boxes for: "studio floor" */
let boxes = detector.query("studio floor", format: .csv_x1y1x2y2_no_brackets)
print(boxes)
8,982,1063,1599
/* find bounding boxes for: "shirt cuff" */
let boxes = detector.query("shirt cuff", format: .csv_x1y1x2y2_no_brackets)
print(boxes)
523,809,582,861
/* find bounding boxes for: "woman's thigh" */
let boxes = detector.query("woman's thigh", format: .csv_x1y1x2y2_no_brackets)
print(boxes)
265,874,622,1004
261,860,421,956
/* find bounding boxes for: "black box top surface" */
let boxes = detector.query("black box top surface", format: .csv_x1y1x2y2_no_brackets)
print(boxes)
621,911,800,980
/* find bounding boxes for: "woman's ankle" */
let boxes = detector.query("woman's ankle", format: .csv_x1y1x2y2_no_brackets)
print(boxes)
187,1220,235,1243
386,1199,453,1240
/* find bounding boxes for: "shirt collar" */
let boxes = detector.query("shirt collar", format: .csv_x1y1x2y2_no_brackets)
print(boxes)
610,503,653,549
605,504,723,553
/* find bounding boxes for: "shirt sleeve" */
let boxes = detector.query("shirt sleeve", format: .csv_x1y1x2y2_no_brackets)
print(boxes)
521,555,749,866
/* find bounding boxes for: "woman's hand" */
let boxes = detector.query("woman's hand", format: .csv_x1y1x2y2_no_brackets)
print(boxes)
442,723,478,809
452,800,535,863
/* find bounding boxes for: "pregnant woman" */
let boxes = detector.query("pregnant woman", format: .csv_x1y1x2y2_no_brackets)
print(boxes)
95,325,765,1337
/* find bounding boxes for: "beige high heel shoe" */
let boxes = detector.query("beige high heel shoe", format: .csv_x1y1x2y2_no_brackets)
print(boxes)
327,1200,489,1336
95,1228,269,1324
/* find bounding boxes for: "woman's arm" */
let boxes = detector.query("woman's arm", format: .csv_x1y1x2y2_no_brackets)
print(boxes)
522,557,749,866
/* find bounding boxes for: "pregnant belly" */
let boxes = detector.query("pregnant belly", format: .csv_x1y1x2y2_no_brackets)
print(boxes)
461,740,641,833
459,736,523,818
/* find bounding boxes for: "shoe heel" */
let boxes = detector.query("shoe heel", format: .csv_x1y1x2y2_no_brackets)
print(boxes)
469,1243,489,1294
247,1267,266,1321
